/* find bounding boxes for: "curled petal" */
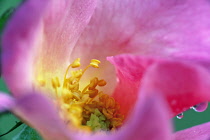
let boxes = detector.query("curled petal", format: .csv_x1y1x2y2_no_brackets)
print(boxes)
140,59,210,116
174,122,210,140
107,55,156,117
108,54,210,117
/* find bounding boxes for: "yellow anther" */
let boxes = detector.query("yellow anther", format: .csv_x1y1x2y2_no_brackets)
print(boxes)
71,70,83,78
63,58,81,87
88,77,98,90
67,77,75,84
52,77,60,89
74,101,85,107
98,80,107,86
81,94,89,102
111,118,123,128
68,82,79,91
72,92,81,100
102,108,113,119
90,59,101,68
70,104,82,111
71,58,81,68
106,97,115,108
107,109,115,115
84,105,95,113
62,88,73,103
99,94,109,102
85,89,99,98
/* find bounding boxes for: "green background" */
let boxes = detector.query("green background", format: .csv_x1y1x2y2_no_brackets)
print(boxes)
0,0,210,139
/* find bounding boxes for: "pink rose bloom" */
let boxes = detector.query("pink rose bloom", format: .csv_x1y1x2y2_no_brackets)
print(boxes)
1,0,210,139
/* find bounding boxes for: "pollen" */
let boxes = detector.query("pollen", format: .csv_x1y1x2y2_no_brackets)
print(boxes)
41,58,124,131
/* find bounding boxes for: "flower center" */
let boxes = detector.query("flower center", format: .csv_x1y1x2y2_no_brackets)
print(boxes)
39,58,124,132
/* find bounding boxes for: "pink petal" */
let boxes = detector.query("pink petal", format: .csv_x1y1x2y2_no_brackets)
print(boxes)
72,0,210,59
140,59,210,116
107,55,156,117
12,93,72,140
113,94,173,140
2,0,48,96
108,54,210,117
0,93,14,112
2,0,96,96
174,122,210,140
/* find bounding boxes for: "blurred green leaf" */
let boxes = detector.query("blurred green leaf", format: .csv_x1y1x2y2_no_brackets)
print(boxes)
0,0,23,17
0,8,14,35
0,0,23,56
0,121,23,137
13,125,43,140
0,78,10,93
0,112,22,140
0,110,10,116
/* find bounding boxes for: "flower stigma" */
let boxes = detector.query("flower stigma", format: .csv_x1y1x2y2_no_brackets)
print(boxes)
38,58,124,132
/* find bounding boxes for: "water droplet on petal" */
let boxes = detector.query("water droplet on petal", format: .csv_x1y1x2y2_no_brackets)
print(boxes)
176,113,184,119
191,102,208,112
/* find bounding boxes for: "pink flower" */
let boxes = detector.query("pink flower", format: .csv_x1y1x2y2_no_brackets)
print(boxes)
1,0,210,139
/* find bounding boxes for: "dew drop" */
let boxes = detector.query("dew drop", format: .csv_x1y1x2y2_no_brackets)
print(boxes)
190,102,208,112
176,113,184,119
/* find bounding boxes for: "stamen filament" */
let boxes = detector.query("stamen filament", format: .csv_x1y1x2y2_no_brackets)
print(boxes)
40,58,124,131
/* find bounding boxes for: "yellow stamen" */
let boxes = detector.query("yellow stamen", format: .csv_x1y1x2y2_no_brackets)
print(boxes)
40,58,124,131
71,58,81,68
90,59,101,68
88,77,98,90
63,58,81,87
